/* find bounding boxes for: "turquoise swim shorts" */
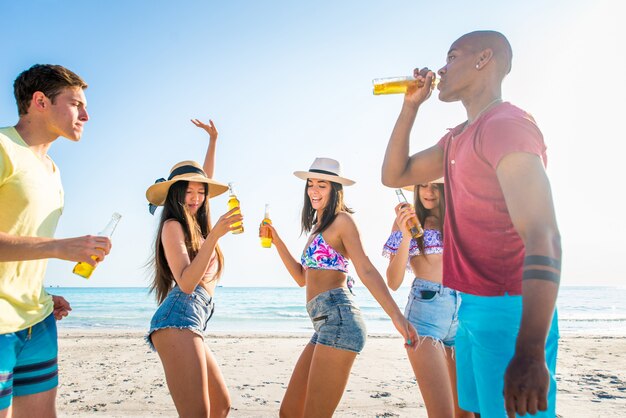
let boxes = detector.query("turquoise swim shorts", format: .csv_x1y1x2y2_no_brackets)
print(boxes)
0,313,59,410
456,293,559,417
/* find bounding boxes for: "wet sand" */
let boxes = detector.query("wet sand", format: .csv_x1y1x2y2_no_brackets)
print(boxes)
56,332,626,417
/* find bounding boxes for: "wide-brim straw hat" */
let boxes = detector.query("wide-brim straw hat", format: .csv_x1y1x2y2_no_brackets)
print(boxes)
146,160,229,207
402,177,444,192
294,157,355,186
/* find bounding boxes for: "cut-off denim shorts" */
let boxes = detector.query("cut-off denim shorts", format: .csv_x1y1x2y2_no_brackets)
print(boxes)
146,285,214,351
306,287,366,354
405,277,461,347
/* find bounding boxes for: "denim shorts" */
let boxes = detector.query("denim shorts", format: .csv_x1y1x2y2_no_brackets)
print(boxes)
146,285,214,351
404,277,461,347
306,287,366,354
0,313,58,410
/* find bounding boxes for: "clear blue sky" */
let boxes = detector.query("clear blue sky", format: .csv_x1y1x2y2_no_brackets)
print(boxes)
1,1,623,287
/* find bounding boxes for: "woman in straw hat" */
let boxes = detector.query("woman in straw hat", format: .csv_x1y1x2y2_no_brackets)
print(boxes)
260,157,418,418
145,119,241,417
383,179,472,418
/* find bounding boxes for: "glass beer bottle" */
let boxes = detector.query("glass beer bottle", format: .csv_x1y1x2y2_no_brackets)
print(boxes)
227,182,244,234
73,212,122,279
395,189,424,239
260,203,272,248
372,75,439,95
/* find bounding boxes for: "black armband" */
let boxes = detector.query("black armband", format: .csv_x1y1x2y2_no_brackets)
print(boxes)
524,255,561,270
522,269,561,284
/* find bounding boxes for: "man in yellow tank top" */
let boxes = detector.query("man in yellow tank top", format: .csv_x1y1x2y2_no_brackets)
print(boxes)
0,64,112,416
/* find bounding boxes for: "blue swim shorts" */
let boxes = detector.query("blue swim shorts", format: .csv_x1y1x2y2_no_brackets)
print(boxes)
306,287,367,354
456,293,559,417
404,277,460,347
0,313,59,410
146,285,215,351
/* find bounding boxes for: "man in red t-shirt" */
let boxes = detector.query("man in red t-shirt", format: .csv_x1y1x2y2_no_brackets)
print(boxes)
381,31,560,418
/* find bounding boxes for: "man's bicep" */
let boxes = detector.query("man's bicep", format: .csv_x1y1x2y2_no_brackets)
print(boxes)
406,145,445,185
496,152,558,242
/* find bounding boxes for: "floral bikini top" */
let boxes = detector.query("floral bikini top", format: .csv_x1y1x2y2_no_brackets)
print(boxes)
382,229,443,271
301,234,349,274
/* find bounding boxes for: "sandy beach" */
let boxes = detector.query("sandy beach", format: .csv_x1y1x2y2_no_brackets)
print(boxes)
56,331,626,417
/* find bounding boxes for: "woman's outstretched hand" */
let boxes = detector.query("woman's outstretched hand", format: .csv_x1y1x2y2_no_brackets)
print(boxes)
191,118,218,141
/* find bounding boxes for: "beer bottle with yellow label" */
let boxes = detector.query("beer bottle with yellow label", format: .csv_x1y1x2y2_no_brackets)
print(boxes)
228,182,244,234
260,204,272,248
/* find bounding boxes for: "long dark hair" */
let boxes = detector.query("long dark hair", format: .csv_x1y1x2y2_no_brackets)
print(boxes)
301,180,354,235
413,183,445,254
150,181,224,304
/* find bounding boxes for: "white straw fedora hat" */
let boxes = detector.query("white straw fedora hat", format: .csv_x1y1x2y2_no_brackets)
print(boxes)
402,177,444,192
146,160,229,214
294,157,355,186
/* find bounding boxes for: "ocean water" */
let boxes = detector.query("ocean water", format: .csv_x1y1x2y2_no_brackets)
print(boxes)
46,286,626,336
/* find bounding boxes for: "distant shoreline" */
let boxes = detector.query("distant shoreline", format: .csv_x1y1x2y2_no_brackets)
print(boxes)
50,286,626,337
56,328,626,338
58,329,626,338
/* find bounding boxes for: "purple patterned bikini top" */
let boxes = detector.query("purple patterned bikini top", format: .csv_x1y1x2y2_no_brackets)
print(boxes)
382,229,443,259
301,234,349,274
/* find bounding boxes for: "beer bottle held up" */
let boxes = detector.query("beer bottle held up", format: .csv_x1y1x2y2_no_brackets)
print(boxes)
372,75,439,95
260,203,272,248
395,189,424,239
228,182,244,234
73,212,122,279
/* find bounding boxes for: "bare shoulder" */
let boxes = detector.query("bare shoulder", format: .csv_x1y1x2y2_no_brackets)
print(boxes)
334,212,357,229
333,213,363,242
162,219,185,240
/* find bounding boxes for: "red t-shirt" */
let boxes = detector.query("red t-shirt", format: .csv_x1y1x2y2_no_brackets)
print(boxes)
437,102,547,296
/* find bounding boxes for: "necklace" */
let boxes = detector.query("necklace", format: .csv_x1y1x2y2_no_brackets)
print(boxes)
453,98,503,138
467,97,503,125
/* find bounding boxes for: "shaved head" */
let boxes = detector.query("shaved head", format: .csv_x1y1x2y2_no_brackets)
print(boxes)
455,30,513,78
